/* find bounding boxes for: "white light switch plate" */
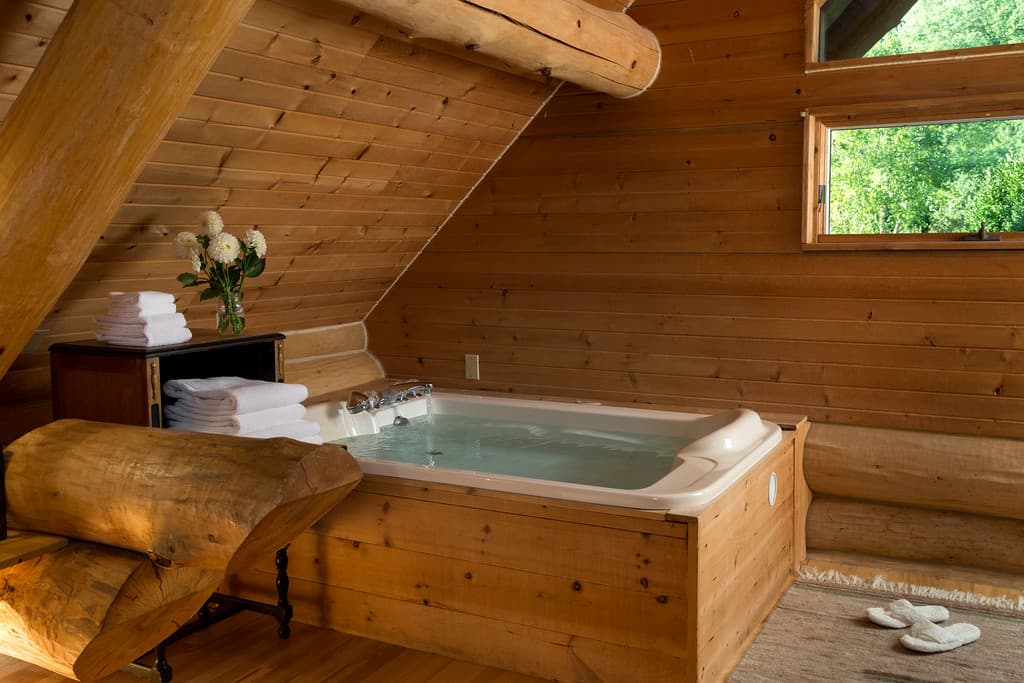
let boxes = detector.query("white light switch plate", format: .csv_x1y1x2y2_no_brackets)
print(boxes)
465,353,480,380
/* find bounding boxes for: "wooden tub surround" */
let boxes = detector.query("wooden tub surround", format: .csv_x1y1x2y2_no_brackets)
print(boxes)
231,423,804,682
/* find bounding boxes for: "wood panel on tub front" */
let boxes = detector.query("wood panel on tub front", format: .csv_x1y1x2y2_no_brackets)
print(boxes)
228,429,799,682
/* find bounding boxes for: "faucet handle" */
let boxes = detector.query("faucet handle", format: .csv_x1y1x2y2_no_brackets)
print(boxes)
346,389,380,414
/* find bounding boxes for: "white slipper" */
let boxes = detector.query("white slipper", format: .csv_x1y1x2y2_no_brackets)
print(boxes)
900,619,981,653
866,599,949,628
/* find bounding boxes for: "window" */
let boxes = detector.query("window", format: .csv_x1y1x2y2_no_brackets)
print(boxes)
803,0,1024,249
803,109,1024,249
811,0,1024,65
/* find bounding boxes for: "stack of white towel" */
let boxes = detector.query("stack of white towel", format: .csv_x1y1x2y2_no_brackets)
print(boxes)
95,291,192,347
163,376,322,444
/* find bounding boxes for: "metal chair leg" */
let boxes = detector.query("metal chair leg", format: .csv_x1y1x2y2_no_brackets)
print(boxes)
275,546,293,639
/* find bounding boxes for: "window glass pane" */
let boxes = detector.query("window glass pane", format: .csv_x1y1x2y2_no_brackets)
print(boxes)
820,0,1024,62
827,119,1024,235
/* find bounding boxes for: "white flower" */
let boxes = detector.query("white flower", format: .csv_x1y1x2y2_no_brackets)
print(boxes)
209,232,241,264
173,231,199,259
245,228,268,258
201,210,224,236
190,253,203,274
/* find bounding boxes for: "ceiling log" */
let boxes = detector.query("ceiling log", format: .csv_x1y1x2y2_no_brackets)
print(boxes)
337,0,662,98
0,0,255,381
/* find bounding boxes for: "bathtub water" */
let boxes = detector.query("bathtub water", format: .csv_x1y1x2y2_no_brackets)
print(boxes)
309,391,782,512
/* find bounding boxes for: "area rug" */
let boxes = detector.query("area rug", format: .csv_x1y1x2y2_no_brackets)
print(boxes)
729,582,1024,682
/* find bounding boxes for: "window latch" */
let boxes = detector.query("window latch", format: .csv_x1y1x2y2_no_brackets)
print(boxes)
817,184,827,205
963,222,1001,242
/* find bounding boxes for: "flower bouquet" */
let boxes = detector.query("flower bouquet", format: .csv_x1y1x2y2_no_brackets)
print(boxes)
174,210,267,335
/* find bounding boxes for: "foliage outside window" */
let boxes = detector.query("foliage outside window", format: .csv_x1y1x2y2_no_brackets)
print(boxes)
804,0,1024,249
803,112,1024,249
817,0,1024,63
828,119,1024,236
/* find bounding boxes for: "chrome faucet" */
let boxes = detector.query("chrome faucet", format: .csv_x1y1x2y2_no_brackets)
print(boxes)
345,382,432,414
380,381,432,407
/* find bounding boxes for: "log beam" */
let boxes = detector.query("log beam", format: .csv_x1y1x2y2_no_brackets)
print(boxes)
0,0,255,381
338,0,662,98
805,423,1024,520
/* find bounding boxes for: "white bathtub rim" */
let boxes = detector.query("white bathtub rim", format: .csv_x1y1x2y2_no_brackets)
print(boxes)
311,390,784,513
354,423,781,514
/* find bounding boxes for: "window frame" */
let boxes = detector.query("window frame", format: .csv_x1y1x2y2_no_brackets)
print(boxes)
803,1,1024,250
805,0,1024,73
802,103,1024,251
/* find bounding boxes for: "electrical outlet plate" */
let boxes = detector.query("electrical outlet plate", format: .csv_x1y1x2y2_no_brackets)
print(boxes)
465,353,480,380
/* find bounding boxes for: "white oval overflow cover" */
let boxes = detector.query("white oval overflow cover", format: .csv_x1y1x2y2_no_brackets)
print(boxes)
768,472,778,507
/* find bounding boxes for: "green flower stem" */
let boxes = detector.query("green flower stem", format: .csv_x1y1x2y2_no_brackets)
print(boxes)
217,290,245,335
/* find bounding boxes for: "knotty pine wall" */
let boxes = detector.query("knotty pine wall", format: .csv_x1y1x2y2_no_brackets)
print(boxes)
367,0,1024,439
0,0,569,440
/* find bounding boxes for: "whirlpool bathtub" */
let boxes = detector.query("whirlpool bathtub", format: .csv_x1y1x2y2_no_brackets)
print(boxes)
309,391,781,513
241,390,799,682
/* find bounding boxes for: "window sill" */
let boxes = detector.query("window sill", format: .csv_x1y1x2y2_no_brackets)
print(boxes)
804,234,1024,251
805,43,1024,75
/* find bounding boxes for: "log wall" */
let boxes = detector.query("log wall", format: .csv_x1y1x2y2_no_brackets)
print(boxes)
366,0,1024,439
804,423,1024,580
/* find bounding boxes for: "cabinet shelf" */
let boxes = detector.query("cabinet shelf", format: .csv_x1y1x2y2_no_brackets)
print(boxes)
50,331,285,427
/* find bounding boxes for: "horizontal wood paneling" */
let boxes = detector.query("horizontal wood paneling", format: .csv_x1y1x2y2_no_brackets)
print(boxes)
366,0,1024,439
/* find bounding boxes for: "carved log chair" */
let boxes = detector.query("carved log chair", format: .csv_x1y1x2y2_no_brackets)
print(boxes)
0,420,361,682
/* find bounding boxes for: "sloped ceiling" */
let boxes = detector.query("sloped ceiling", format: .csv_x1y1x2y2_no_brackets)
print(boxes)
0,0,634,433
0,0,566,348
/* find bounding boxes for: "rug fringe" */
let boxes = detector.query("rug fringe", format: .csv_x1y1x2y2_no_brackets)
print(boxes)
798,567,1024,616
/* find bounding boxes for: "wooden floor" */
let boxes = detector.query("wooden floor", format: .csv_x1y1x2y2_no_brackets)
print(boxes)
0,612,547,682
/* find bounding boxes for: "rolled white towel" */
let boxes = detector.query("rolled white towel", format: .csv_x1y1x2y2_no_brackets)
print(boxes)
167,419,321,442
163,377,309,414
97,327,192,347
107,300,178,318
94,313,187,332
164,403,306,433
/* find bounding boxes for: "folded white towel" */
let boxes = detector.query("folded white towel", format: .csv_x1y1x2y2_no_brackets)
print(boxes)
108,291,176,306
96,312,186,328
245,419,321,440
164,403,306,433
163,377,309,414
107,301,178,318
97,327,193,347
94,314,188,338
167,419,321,441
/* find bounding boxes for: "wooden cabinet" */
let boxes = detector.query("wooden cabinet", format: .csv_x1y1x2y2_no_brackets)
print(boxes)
50,331,285,427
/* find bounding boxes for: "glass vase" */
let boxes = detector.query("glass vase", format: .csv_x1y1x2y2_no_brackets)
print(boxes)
216,290,245,336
